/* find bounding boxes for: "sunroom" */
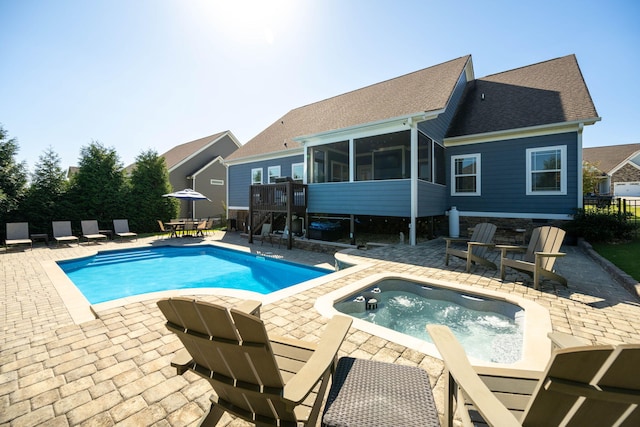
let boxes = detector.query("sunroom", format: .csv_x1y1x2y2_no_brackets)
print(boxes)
299,124,447,245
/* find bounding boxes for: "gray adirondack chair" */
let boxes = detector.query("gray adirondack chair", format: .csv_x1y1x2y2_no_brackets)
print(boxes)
445,222,497,272
157,297,352,426
497,226,566,290
428,324,640,427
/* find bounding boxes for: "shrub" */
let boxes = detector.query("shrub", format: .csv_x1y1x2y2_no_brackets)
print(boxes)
564,208,635,242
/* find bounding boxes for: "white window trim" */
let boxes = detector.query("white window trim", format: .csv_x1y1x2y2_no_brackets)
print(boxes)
451,153,481,196
267,166,281,183
251,167,263,185
526,145,567,195
292,163,304,181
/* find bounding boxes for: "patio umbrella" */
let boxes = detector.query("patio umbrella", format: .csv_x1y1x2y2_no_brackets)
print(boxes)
162,188,211,219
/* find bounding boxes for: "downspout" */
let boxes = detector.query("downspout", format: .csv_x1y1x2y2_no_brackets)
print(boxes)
577,123,584,209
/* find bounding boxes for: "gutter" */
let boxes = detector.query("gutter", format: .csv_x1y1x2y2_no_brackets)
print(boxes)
445,117,602,146
293,109,444,144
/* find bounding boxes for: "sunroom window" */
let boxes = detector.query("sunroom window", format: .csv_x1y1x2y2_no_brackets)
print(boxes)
355,130,410,181
526,146,566,195
451,153,481,196
418,132,445,184
307,140,349,183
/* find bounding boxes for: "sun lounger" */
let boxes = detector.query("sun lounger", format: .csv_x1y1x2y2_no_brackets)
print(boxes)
5,222,32,250
52,221,79,247
113,219,137,241
81,220,107,244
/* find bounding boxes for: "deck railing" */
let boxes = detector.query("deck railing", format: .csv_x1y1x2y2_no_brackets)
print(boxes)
249,182,307,213
248,181,308,248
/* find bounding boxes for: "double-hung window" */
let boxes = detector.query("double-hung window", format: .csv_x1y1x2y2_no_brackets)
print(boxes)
451,153,481,196
251,168,263,185
267,166,281,183
292,163,304,181
526,146,566,195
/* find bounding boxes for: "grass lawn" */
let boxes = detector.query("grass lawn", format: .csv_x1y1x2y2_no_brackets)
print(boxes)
592,238,640,282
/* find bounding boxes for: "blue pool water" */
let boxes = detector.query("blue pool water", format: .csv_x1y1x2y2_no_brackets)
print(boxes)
58,245,331,304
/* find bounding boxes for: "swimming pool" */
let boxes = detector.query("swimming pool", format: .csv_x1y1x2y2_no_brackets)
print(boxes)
316,272,552,369
58,245,331,304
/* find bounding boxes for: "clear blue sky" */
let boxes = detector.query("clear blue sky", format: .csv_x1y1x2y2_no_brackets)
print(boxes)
1,0,638,173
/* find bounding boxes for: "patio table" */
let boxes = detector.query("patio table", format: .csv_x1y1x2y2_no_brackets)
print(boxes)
30,233,49,245
164,222,185,238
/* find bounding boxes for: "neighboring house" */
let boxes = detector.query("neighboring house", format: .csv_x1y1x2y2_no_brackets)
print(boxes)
225,54,599,245
583,143,640,197
160,131,241,219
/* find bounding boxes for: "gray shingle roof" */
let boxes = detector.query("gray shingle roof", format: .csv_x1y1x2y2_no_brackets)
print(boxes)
226,56,471,161
583,143,640,174
161,132,228,170
447,55,599,138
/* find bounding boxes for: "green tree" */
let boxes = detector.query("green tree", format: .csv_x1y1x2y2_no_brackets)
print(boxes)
21,146,69,234
68,140,127,225
129,149,178,232
583,160,603,195
0,125,28,226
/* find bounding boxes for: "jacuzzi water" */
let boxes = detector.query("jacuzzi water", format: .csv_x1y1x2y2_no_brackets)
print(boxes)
334,279,524,364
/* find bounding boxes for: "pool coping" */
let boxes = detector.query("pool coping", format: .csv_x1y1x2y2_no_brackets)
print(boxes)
315,271,553,371
43,240,371,324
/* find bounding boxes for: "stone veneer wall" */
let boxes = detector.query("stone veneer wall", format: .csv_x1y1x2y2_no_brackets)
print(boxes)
457,217,570,244
610,163,640,194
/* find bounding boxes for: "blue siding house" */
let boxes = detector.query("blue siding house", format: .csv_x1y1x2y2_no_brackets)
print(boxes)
225,55,599,245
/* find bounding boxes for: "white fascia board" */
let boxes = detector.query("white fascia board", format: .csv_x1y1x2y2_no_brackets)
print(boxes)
293,110,443,145
444,118,601,147
169,132,230,173
191,156,225,178
224,150,304,167
458,210,573,220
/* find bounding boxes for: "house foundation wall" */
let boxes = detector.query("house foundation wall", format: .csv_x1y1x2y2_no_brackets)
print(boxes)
457,216,570,244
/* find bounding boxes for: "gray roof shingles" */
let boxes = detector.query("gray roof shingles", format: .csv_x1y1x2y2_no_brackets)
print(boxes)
446,55,599,138
226,55,471,161
583,143,640,174
227,54,599,161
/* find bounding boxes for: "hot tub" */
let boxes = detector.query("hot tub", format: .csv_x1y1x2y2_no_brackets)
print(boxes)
315,272,552,369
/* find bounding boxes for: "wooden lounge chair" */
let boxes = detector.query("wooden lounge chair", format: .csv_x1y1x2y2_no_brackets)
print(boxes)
445,222,497,272
113,219,137,241
80,220,107,244
497,226,566,290
52,221,79,247
157,297,352,427
5,222,32,250
427,324,640,427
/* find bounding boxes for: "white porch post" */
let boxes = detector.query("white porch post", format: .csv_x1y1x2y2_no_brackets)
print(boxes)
410,122,418,245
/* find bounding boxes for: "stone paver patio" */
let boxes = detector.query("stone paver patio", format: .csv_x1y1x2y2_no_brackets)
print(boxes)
2,231,639,426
